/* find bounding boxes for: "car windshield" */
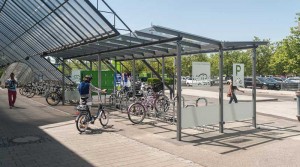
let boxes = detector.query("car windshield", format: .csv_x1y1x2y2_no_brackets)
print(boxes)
257,77,267,82
266,78,277,82
273,78,283,81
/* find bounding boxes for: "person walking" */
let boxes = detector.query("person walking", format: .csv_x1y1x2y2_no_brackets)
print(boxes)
228,79,244,104
5,73,18,109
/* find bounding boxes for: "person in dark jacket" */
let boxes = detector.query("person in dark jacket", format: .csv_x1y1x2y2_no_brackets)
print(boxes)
228,79,244,104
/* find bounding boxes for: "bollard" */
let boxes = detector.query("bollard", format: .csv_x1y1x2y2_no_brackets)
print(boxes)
296,91,300,121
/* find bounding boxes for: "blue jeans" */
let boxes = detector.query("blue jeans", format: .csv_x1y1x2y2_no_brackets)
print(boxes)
229,93,238,104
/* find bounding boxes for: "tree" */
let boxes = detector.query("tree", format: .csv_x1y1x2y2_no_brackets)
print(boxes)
270,21,300,75
247,37,275,76
181,54,208,76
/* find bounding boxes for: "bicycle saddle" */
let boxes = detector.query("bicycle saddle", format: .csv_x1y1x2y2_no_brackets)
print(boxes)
81,97,89,101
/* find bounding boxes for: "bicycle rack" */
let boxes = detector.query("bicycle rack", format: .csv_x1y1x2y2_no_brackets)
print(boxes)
196,97,208,107
169,96,186,124
184,97,217,132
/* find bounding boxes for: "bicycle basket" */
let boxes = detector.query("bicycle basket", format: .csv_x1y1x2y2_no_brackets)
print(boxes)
152,82,163,92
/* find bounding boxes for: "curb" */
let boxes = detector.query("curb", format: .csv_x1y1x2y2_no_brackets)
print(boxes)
239,98,278,102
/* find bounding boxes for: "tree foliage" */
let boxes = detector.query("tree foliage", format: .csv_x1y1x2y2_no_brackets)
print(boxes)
270,27,300,75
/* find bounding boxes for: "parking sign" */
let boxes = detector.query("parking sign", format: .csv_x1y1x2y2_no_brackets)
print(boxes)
233,64,244,86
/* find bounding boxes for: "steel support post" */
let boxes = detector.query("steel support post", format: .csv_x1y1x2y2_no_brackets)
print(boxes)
252,47,257,128
296,91,300,121
172,57,176,99
132,58,136,97
176,41,182,141
98,56,101,89
114,59,117,93
90,61,93,70
219,47,224,133
162,56,165,95
62,58,65,105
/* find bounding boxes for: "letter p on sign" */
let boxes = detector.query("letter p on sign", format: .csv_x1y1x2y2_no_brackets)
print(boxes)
236,65,241,76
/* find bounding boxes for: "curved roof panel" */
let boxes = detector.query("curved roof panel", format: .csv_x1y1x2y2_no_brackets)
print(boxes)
0,0,119,82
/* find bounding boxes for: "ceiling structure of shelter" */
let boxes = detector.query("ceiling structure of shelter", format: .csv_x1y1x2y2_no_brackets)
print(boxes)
0,0,119,82
0,0,268,82
46,25,268,61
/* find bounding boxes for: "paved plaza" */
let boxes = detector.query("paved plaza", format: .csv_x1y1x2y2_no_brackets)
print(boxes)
0,88,300,167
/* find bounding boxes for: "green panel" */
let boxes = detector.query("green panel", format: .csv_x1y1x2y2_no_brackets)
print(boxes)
80,70,114,94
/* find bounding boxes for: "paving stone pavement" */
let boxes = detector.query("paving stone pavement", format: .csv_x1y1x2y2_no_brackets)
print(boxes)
0,89,202,167
1,89,300,167
39,120,202,167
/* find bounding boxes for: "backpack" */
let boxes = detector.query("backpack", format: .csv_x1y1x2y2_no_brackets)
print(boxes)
78,82,90,95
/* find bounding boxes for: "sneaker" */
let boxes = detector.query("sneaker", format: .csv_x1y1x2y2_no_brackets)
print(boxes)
9,106,12,109
90,118,95,124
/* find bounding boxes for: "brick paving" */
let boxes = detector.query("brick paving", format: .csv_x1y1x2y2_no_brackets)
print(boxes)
0,90,202,167
1,89,300,167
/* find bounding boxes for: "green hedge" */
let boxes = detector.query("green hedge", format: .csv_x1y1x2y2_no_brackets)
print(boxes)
147,78,174,85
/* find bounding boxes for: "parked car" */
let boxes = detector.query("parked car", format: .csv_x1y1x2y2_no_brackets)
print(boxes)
186,77,213,86
285,77,300,83
272,77,285,83
244,77,280,90
244,77,253,88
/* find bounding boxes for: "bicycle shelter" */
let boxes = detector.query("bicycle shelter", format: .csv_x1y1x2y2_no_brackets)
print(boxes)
47,25,268,141
0,0,268,141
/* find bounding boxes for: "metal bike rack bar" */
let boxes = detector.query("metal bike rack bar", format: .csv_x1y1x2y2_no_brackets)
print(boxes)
196,97,208,107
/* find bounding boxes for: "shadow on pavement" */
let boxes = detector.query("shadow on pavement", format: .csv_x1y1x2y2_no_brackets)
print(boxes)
0,91,94,166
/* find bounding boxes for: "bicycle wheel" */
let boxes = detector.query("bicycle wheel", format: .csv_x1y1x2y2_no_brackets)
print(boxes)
46,92,61,106
127,102,146,124
19,88,23,95
76,113,89,133
26,89,36,98
99,110,110,126
154,95,170,113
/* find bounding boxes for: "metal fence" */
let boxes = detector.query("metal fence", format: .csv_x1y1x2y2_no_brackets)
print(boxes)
280,83,300,91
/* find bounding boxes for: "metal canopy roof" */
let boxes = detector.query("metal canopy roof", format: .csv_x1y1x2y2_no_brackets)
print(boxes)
47,25,268,61
0,0,119,82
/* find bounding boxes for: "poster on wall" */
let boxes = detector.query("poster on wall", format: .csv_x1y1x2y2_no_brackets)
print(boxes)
71,70,81,84
191,62,211,87
232,63,244,87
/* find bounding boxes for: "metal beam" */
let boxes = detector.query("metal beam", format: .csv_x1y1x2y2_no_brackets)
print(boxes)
103,60,121,74
79,60,92,71
70,59,82,69
222,41,269,48
135,30,201,49
153,25,221,46
120,35,177,49
141,60,174,95
67,37,182,59
119,61,130,72
108,38,169,53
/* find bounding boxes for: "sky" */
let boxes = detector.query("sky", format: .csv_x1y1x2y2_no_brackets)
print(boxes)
91,0,300,42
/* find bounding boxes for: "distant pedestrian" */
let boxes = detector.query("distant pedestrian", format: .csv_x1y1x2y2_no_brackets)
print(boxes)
5,73,18,109
228,79,244,104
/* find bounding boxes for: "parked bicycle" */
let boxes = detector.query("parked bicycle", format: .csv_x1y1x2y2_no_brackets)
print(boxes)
127,82,170,124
